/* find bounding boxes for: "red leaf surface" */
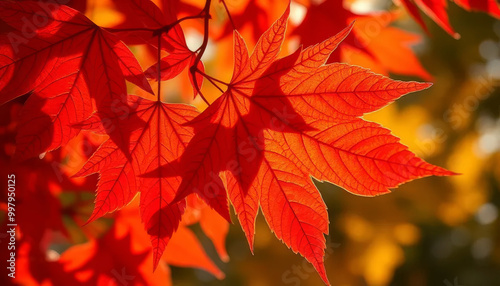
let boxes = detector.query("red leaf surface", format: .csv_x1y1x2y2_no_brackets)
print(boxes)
401,0,459,38
217,0,277,43
164,224,225,279
400,0,500,38
294,0,432,80
145,51,204,98
112,0,204,97
166,6,453,284
11,200,226,286
454,0,500,18
58,230,152,286
75,95,202,269
118,199,227,278
0,1,152,159
55,216,173,286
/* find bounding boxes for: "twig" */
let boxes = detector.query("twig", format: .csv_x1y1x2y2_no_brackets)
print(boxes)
196,69,229,86
190,0,213,105
153,14,207,37
220,0,236,30
105,27,156,33
157,35,162,102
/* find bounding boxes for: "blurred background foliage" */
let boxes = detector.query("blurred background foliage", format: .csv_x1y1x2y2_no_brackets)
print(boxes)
1,0,499,285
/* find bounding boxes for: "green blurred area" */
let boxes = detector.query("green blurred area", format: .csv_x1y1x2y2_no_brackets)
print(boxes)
168,2,500,286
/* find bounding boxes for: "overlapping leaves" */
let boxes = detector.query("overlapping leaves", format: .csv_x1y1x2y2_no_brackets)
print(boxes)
0,1,153,159
164,7,452,284
0,0,454,284
400,0,500,38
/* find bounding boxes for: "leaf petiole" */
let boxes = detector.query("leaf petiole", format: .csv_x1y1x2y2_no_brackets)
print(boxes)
153,14,208,37
220,0,236,30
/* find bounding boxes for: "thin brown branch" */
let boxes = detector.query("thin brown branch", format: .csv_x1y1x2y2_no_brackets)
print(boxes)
190,0,213,106
157,35,162,102
153,14,207,37
220,0,236,30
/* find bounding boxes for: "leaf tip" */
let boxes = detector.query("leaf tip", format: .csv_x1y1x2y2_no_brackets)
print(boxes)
436,168,460,177
71,168,87,179
215,270,226,280
82,206,106,226
246,235,255,255
408,81,433,93
249,244,255,255
151,243,168,272
143,82,155,95
219,207,232,224
316,262,330,286
220,254,230,263
152,254,161,272
82,214,98,227
283,1,291,19
420,82,433,89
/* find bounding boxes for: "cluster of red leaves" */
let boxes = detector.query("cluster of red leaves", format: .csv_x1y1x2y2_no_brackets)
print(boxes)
294,0,432,80
2,0,497,284
399,0,500,38
0,99,228,285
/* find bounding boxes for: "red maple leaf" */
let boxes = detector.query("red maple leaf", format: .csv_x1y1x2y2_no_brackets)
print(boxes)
293,0,431,80
110,0,204,98
118,199,228,279
165,6,454,284
73,94,230,269
454,0,500,17
49,215,171,286
53,209,225,285
0,99,98,245
399,0,500,38
0,1,152,159
0,100,102,286
216,0,276,43
58,231,151,286
17,0,88,13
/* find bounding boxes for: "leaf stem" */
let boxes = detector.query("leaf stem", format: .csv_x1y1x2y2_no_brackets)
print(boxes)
157,35,162,102
200,72,225,93
196,69,229,86
220,0,236,30
105,14,205,36
190,0,213,106
105,27,156,33
153,14,207,37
